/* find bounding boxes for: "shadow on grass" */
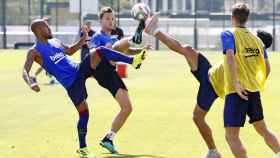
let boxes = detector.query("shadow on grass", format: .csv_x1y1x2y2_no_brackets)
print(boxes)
102,153,167,158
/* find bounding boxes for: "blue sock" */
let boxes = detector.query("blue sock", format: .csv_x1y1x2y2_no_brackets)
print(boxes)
77,110,89,149
98,46,133,64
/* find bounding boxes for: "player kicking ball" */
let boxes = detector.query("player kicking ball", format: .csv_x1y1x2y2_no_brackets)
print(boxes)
22,19,146,158
91,6,149,59
144,11,278,158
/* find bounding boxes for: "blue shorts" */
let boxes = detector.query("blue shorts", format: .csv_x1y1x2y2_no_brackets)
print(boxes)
191,54,218,111
224,92,264,127
67,54,127,106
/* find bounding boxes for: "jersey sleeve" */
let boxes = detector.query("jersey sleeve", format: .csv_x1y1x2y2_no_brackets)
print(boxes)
264,48,268,59
90,34,102,48
220,31,235,54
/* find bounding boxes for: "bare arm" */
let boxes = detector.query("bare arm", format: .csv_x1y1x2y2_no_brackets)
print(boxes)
226,49,248,100
64,27,87,56
22,49,40,92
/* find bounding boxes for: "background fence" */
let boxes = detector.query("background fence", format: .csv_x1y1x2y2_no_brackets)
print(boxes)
1,0,280,51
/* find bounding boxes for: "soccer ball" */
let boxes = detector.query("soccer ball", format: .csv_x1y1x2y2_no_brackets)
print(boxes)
131,3,151,21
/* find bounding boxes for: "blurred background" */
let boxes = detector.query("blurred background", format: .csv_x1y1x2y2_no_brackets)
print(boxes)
0,0,279,51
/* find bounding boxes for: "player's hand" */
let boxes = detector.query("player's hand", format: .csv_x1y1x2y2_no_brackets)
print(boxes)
235,82,248,100
81,26,89,42
31,84,40,92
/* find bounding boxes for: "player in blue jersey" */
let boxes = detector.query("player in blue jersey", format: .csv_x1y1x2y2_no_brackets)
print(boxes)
91,7,149,57
22,19,146,158
90,6,151,153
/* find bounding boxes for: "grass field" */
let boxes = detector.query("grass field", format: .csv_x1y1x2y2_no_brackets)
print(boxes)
0,49,280,158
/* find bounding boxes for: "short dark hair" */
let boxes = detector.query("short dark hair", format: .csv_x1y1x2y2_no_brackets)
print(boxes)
232,3,250,25
31,19,45,33
99,6,113,19
257,30,273,49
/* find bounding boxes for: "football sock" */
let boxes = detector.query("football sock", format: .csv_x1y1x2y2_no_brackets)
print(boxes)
105,131,116,141
77,110,89,149
97,46,133,64
132,20,145,44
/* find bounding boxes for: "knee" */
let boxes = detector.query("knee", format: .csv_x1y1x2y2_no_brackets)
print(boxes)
78,109,89,122
225,132,238,143
256,126,271,138
121,104,133,115
182,44,193,51
192,110,205,125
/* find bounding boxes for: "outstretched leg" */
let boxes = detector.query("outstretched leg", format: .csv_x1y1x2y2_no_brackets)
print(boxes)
145,14,199,70
112,20,146,53
154,31,199,71
92,46,146,69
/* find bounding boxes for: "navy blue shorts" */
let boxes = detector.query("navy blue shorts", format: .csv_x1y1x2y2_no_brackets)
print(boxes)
191,54,218,111
67,54,127,106
224,92,264,127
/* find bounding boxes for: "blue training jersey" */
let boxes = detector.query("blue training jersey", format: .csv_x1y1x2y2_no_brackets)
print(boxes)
35,38,79,89
90,30,119,48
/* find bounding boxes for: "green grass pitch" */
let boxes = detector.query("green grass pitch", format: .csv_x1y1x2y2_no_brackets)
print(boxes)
0,49,280,158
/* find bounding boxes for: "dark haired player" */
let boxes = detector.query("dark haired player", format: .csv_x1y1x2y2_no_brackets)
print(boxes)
22,19,146,158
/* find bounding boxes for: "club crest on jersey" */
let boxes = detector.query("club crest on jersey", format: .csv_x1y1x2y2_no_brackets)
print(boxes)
50,52,66,64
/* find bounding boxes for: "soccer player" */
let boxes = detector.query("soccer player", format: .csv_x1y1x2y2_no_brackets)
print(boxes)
30,17,57,85
144,13,224,158
90,6,150,153
220,3,280,158
91,6,148,56
144,13,277,158
22,19,146,158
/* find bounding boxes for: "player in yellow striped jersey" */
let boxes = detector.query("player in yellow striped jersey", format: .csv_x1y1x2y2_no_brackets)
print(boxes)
144,8,279,158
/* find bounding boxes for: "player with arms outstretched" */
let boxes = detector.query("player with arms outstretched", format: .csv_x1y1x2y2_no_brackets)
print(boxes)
22,19,146,158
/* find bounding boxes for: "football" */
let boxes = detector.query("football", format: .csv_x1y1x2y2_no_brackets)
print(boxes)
131,3,151,21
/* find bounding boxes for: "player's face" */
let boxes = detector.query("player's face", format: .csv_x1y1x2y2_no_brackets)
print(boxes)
86,23,91,29
100,12,115,31
38,22,53,39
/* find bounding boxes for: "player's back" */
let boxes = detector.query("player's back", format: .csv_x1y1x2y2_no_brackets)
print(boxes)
224,28,266,94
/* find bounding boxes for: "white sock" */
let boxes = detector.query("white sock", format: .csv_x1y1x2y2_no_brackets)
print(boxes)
106,131,116,141
276,152,280,158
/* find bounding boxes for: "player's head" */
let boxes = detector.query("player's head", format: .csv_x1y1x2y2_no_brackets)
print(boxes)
231,3,250,27
99,6,115,31
257,30,273,49
84,20,92,30
31,19,53,40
